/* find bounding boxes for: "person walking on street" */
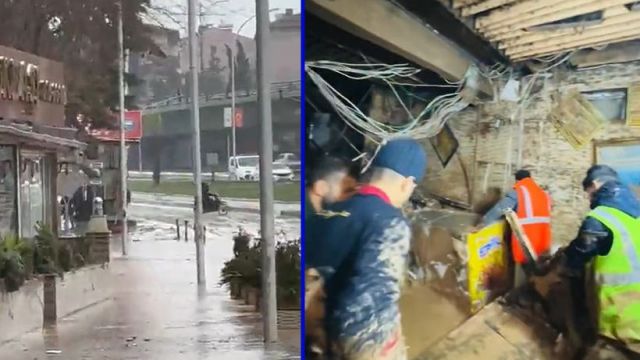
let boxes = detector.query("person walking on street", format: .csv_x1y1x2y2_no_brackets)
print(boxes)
477,169,552,286
306,138,427,359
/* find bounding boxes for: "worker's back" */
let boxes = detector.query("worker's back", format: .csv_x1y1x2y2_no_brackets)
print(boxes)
512,177,552,263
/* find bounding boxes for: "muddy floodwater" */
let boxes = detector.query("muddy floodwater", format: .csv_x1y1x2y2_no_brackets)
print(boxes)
401,283,469,359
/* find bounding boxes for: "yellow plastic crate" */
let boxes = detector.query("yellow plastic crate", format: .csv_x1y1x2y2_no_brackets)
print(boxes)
467,220,507,314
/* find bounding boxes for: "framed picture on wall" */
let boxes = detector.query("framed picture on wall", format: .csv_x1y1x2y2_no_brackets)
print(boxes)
430,124,459,168
594,139,640,195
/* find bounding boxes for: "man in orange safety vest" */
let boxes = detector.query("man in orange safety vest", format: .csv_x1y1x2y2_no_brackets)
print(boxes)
476,169,552,286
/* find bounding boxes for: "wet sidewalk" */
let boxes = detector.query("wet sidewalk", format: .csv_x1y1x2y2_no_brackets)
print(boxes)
132,192,301,217
0,212,300,359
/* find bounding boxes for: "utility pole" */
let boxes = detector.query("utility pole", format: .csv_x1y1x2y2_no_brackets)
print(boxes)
231,40,236,160
188,0,206,284
231,11,277,161
118,1,128,256
255,0,277,342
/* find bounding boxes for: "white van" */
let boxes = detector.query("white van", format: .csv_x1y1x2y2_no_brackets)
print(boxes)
228,155,260,181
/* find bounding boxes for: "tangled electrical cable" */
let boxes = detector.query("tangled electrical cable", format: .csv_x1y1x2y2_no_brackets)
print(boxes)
305,60,473,145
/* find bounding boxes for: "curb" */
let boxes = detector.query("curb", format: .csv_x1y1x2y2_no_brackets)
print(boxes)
133,201,301,217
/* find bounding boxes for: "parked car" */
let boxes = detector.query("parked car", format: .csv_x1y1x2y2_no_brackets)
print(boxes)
271,163,295,182
228,155,294,182
274,153,300,174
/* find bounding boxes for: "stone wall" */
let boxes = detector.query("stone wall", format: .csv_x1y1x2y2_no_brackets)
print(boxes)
0,265,114,344
420,62,640,245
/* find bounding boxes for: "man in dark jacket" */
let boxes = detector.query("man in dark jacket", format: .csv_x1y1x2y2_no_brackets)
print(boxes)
305,156,357,223
559,165,640,356
306,138,427,359
564,165,640,270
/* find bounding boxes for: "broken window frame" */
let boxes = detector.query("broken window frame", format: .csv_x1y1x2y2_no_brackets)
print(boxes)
581,88,628,124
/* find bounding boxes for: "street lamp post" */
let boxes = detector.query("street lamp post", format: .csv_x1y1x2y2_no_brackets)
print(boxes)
230,9,279,161
188,0,206,285
118,1,128,256
255,0,277,343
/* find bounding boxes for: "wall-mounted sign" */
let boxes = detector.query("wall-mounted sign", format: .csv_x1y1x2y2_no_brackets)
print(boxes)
594,139,640,194
0,57,66,106
90,111,143,142
0,45,66,126
223,107,244,128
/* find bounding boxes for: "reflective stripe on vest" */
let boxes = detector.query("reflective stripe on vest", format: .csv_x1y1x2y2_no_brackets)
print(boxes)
590,207,640,286
518,185,551,225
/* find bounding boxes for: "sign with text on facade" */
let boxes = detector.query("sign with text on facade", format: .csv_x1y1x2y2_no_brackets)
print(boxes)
223,107,244,128
0,45,65,126
90,111,143,142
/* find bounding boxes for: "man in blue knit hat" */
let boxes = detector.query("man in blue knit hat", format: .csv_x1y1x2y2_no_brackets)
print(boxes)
306,137,427,360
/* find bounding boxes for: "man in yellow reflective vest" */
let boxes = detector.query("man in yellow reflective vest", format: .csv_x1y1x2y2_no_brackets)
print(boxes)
562,165,640,356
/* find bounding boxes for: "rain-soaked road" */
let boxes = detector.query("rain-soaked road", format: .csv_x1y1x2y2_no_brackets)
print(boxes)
0,201,301,360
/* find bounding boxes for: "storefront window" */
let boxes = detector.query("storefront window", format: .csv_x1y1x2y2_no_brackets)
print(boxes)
0,146,17,237
20,153,45,238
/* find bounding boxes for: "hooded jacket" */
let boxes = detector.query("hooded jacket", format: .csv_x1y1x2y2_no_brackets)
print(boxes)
565,180,640,270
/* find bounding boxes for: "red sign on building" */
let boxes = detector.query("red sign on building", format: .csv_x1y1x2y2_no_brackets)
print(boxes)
234,108,244,128
90,110,143,142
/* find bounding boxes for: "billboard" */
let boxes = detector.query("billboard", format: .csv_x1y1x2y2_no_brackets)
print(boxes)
90,111,143,142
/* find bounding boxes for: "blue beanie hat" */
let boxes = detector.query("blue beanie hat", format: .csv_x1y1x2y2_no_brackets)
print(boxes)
371,138,427,182
582,165,619,190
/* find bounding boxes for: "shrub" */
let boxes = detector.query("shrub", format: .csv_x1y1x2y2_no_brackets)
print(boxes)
220,235,301,308
33,222,62,276
0,235,28,292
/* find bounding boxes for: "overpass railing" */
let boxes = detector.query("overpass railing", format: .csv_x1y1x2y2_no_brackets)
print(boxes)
142,80,300,112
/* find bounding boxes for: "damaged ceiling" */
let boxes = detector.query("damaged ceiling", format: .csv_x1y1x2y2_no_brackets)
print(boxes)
451,0,640,61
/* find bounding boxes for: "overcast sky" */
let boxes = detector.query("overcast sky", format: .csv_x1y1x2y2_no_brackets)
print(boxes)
146,0,301,37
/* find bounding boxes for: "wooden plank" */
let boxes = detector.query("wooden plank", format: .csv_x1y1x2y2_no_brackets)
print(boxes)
514,34,640,60
453,0,485,10
461,0,520,17
627,84,640,128
483,0,631,39
417,302,556,360
570,40,640,68
307,0,490,94
546,90,605,149
504,209,537,263
504,21,640,55
510,27,640,59
496,6,633,47
476,0,586,29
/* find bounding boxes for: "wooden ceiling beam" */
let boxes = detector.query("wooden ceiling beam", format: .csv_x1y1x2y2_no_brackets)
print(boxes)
307,0,492,95
483,0,632,39
476,0,584,29
504,21,639,54
510,28,640,59
461,0,520,17
496,6,632,45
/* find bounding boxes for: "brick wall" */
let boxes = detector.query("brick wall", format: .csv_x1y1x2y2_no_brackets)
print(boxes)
420,62,640,245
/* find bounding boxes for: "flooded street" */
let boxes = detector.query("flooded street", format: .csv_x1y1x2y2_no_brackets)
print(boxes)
0,202,301,360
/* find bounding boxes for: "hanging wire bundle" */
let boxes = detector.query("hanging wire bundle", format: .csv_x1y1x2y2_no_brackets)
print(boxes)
305,60,473,145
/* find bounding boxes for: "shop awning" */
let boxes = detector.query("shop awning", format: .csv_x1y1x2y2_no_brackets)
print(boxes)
0,124,85,150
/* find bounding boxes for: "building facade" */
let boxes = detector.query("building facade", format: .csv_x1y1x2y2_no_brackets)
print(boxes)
0,45,83,239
